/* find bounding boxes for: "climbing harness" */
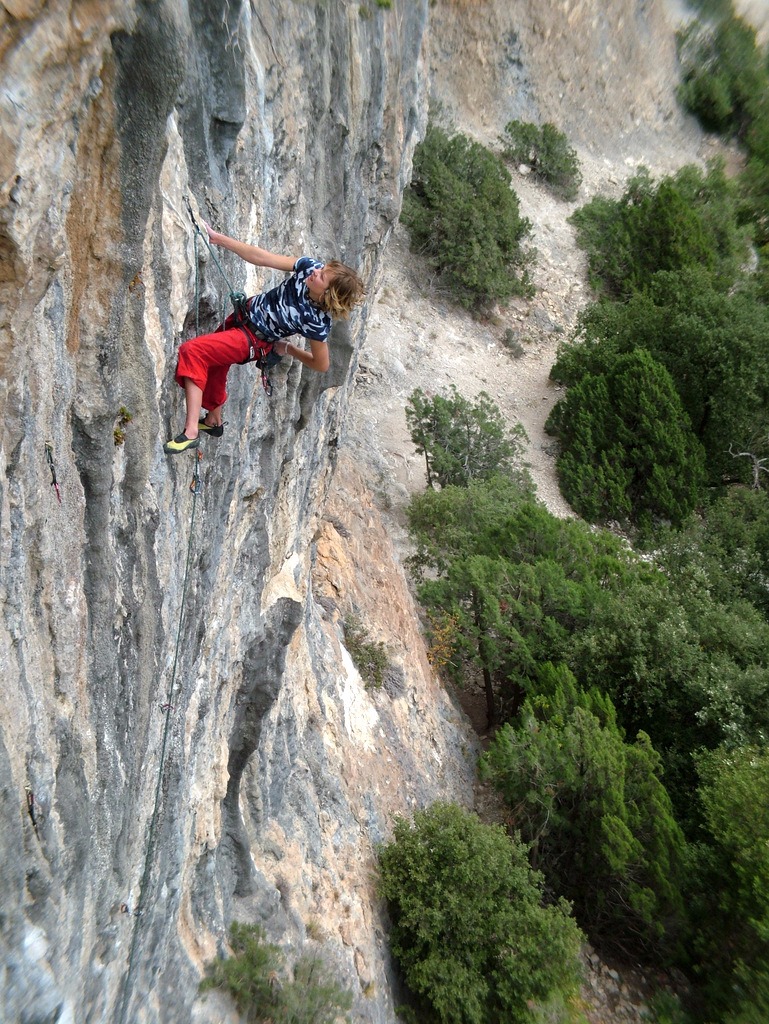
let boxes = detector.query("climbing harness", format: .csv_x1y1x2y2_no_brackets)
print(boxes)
182,194,277,395
217,310,277,397
44,442,61,504
115,448,204,1024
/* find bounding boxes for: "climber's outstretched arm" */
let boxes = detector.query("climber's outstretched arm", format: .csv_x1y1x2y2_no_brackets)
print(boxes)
273,338,330,373
203,222,295,272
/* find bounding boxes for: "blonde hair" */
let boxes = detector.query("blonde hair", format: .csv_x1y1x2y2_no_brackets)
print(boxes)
317,261,366,319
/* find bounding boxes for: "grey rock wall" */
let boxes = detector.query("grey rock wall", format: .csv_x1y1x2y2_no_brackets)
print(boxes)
0,2,436,1021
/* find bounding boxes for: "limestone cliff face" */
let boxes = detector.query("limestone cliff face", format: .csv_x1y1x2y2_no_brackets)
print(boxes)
0,2,442,1021
2,1,753,1023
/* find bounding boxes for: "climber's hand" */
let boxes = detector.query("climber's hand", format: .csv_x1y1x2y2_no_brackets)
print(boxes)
272,340,289,356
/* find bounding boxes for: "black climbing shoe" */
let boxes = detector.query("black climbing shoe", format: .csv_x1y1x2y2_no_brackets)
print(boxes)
163,432,200,455
198,419,224,438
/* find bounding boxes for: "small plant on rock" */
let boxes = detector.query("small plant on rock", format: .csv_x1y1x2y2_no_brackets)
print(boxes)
113,406,133,446
201,923,352,1024
501,327,525,359
343,615,389,689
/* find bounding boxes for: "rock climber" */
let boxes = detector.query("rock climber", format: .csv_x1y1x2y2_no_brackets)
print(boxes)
164,222,365,454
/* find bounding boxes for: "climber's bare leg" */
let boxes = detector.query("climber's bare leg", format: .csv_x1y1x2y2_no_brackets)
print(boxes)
182,378,203,439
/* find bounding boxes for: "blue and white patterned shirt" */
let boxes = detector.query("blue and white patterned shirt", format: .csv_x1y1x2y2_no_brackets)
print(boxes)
246,257,332,343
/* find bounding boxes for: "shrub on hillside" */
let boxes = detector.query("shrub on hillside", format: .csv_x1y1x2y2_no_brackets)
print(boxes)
406,386,529,490
569,163,750,299
378,802,582,1024
677,11,767,138
501,120,582,200
550,268,769,486
676,7,769,302
401,124,533,309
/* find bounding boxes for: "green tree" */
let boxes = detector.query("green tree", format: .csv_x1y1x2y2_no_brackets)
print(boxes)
408,477,769,814
406,386,529,489
567,552,769,824
677,12,767,139
634,179,715,281
401,124,533,309
406,473,534,577
417,552,537,726
407,476,633,584
408,476,634,594
652,488,769,620
479,664,688,961
407,479,637,723
546,347,706,525
675,8,769,294
378,802,582,1024
569,162,750,299
738,155,769,248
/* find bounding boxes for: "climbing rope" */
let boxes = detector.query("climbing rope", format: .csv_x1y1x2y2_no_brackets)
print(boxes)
183,193,248,318
116,450,203,1024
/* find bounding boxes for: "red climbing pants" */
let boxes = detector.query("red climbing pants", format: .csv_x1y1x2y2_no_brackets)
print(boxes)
174,326,251,410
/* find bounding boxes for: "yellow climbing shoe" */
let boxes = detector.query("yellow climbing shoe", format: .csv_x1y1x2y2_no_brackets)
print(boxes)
163,432,200,455
198,418,224,437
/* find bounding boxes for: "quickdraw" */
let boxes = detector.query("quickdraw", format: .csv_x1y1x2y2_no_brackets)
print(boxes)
189,449,203,495
45,442,61,504
25,788,40,837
